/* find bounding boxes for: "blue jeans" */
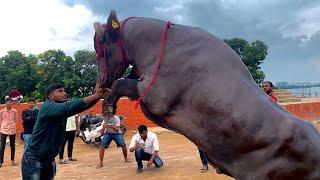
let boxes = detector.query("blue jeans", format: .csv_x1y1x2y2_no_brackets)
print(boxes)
101,133,126,148
23,134,32,151
21,150,56,180
198,148,208,166
135,148,163,169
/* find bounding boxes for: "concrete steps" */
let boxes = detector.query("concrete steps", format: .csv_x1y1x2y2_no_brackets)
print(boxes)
273,89,301,103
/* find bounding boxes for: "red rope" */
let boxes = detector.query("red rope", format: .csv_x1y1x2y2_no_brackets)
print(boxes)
134,21,174,109
95,18,174,109
96,17,134,64
118,17,135,62
96,17,135,83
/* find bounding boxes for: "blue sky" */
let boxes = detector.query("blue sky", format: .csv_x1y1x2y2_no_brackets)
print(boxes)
0,0,319,83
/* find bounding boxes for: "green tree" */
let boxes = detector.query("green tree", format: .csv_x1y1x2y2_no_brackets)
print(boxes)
224,38,268,84
34,49,75,101
35,49,97,100
71,50,97,97
0,51,40,103
0,49,99,103
224,38,248,56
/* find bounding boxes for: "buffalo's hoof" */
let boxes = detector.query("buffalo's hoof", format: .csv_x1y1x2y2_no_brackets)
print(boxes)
212,165,221,174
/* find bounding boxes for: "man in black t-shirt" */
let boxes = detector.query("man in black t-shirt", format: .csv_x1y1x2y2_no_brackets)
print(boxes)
22,97,39,150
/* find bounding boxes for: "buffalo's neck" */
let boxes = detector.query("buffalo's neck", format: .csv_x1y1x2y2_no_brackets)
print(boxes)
121,18,169,75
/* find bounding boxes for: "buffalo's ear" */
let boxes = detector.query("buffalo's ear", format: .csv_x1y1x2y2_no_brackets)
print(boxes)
106,10,120,42
94,22,105,41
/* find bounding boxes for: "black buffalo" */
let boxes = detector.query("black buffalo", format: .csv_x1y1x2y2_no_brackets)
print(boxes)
93,10,320,179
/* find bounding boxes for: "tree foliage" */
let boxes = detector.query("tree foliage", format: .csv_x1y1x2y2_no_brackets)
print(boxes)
0,51,40,103
0,49,97,103
0,37,267,103
224,38,268,84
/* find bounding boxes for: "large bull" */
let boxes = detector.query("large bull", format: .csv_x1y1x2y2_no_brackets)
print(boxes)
93,10,320,179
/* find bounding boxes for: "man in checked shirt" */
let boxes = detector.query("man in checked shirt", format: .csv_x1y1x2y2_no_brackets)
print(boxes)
0,98,18,167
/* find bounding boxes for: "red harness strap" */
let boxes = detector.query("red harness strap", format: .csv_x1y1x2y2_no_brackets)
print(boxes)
134,21,174,109
95,18,174,109
118,17,135,63
95,17,135,83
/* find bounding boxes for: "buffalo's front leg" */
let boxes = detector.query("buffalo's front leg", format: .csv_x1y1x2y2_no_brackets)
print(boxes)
102,78,140,116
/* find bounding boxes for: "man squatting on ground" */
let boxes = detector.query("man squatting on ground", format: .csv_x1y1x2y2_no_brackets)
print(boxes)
129,125,163,174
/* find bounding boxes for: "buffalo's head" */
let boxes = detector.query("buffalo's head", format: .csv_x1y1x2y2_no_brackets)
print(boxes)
94,10,129,88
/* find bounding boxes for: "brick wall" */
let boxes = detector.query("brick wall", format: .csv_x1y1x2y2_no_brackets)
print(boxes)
0,98,156,137
281,101,320,121
77,98,157,130
1,99,319,137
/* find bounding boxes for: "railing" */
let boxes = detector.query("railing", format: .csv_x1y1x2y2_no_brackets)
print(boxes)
275,82,320,98
275,82,312,89
289,92,319,98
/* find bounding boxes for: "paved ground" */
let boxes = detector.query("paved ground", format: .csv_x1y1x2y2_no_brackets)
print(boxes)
0,128,233,180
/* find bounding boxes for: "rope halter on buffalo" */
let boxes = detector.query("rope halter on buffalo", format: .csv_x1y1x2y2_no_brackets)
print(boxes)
95,18,174,109
134,21,174,108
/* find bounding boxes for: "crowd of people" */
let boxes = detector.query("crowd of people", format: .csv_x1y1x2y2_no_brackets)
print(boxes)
0,80,278,178
0,83,165,179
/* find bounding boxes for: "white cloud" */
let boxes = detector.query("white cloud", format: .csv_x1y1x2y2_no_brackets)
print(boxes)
152,0,193,24
0,0,102,57
280,5,320,39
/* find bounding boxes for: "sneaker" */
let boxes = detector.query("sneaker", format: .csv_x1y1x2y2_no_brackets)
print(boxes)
136,168,143,174
68,157,77,161
59,159,67,164
200,165,208,173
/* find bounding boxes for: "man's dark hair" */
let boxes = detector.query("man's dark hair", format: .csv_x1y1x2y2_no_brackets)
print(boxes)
263,81,274,88
138,124,148,133
46,83,65,98
28,97,36,102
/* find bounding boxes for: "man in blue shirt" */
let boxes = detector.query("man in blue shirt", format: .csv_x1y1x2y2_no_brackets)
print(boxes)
21,83,107,179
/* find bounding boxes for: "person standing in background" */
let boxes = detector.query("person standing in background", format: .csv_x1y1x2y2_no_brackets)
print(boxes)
59,114,79,164
0,98,18,167
22,97,39,151
262,81,278,102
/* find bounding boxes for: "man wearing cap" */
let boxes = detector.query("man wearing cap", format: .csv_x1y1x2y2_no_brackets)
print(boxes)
21,83,107,179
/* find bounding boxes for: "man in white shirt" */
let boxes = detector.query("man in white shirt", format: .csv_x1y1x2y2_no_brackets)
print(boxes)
129,124,163,173
59,115,79,164
96,115,129,169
